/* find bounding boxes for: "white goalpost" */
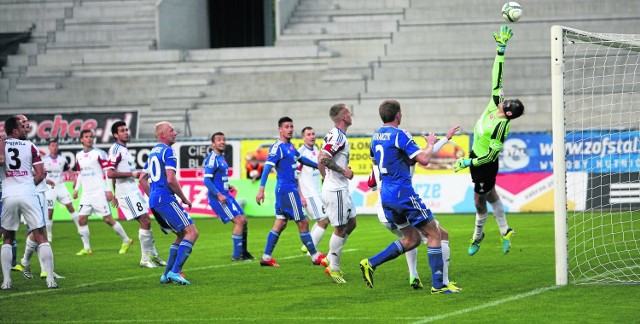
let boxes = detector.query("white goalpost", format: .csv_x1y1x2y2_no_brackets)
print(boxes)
551,26,640,285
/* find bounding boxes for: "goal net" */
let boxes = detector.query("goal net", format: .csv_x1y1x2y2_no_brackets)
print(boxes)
551,26,640,285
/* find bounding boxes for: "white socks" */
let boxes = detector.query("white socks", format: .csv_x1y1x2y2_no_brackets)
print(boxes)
1,244,12,283
110,222,130,243
442,240,450,285
474,212,488,241
71,212,80,228
328,234,346,271
490,199,509,235
310,221,326,248
46,220,53,241
139,229,156,261
78,225,91,250
23,236,38,265
37,243,54,278
405,248,418,278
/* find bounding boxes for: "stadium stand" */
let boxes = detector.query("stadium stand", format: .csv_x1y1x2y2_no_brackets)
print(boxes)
0,0,638,138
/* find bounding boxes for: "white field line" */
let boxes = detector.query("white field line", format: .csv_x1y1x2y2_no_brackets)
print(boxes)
0,248,359,300
411,285,562,323
3,249,564,323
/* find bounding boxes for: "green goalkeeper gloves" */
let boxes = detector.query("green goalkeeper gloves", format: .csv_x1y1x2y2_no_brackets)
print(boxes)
454,157,471,172
493,25,513,54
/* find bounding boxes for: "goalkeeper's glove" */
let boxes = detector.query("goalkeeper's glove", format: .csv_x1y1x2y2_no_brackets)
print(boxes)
493,25,513,54
454,158,471,172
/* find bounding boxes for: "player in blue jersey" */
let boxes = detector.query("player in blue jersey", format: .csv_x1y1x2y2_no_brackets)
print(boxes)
204,132,255,261
139,121,197,285
359,99,457,294
368,125,461,291
255,117,328,268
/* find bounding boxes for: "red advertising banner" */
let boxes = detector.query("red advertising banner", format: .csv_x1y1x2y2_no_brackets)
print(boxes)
0,111,138,144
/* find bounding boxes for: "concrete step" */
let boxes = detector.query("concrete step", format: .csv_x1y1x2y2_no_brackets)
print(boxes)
158,91,205,100
15,81,61,90
0,1,72,10
293,7,405,17
45,40,155,53
167,79,213,87
0,20,57,33
64,19,155,31
276,32,393,46
71,4,154,18
77,0,156,7
25,68,71,78
80,50,182,65
0,7,67,21
185,45,331,62
297,0,409,10
284,20,398,35
151,101,197,112
53,28,155,43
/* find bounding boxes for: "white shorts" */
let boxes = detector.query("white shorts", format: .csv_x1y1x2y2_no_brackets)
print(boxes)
45,185,73,209
1,195,46,232
303,195,327,221
117,191,149,221
78,191,112,217
322,188,356,227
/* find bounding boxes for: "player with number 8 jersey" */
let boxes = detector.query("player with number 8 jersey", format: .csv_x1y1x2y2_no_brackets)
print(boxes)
107,121,165,268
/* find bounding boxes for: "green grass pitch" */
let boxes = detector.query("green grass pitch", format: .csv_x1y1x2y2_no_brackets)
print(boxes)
1,213,637,323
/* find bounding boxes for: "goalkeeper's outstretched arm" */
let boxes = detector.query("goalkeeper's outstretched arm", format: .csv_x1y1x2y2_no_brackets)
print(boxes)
491,25,512,105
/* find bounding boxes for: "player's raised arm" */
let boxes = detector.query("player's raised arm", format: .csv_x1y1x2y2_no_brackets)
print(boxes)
491,25,512,104
413,132,438,167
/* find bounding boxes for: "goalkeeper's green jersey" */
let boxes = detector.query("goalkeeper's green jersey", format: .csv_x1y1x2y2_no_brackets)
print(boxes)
470,53,511,167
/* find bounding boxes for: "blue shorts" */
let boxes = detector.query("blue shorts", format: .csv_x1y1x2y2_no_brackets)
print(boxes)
275,188,305,221
151,200,193,234
382,193,434,229
208,196,244,224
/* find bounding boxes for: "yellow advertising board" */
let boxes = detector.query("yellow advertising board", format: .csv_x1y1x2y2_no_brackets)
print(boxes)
240,134,470,179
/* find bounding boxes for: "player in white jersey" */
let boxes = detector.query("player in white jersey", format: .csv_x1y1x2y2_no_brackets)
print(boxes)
368,125,461,291
21,160,65,280
297,126,329,256
42,138,78,241
1,116,57,290
106,121,165,268
73,129,133,256
318,103,356,283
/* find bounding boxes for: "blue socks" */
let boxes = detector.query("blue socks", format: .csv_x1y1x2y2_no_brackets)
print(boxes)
164,244,178,275
428,246,444,289
264,230,280,256
299,231,317,255
369,240,404,268
232,234,243,258
11,240,17,267
171,239,194,273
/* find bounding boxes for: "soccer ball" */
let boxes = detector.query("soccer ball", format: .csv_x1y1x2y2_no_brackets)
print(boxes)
249,170,259,178
502,2,523,22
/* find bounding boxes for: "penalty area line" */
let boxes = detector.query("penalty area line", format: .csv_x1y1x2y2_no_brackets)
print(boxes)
412,285,562,323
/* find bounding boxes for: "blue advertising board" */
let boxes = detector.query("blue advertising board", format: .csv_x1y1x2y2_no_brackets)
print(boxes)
496,131,640,173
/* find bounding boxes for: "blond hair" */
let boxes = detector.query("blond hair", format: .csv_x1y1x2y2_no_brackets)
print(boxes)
329,103,348,123
154,121,171,138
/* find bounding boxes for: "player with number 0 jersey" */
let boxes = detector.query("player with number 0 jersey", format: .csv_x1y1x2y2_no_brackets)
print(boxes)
140,121,197,285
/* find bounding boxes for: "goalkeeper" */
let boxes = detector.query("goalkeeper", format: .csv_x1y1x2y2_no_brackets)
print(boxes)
454,25,524,256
